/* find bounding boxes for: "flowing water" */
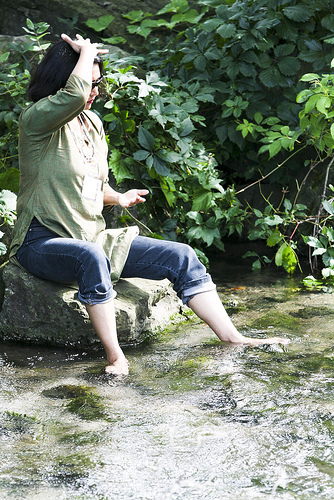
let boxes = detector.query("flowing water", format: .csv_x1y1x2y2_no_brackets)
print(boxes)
1,253,334,500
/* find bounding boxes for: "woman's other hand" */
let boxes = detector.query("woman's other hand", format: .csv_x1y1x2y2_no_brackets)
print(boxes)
61,33,108,56
117,189,149,208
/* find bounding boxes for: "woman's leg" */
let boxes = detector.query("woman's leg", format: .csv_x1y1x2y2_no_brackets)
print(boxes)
121,236,215,299
86,301,128,374
188,290,288,345
122,236,288,345
16,221,128,374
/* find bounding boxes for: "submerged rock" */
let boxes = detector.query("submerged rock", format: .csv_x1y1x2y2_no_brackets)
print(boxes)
0,262,182,346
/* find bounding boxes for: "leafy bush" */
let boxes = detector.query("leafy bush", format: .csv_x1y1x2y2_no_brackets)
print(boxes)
0,19,50,192
102,66,242,263
111,0,334,281
124,0,334,182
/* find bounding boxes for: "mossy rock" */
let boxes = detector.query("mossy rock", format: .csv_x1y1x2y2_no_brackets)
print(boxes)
253,311,301,332
289,306,334,319
42,384,106,421
0,411,37,435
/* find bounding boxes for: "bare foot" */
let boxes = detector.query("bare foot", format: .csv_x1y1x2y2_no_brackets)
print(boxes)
236,335,289,346
105,355,129,375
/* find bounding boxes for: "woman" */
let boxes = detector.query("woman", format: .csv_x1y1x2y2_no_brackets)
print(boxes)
9,34,287,375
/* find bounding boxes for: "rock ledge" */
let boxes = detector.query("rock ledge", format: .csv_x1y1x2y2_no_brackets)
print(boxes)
0,262,183,347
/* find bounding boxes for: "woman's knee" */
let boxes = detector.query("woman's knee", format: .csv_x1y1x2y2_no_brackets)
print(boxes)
79,241,109,264
75,242,111,278
176,242,205,272
75,242,113,303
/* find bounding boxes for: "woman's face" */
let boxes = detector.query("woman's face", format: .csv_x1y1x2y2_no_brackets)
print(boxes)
85,63,101,110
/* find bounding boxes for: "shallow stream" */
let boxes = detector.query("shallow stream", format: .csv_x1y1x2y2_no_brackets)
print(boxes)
1,255,334,499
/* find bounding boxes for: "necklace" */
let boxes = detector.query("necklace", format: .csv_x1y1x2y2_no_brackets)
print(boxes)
69,114,97,165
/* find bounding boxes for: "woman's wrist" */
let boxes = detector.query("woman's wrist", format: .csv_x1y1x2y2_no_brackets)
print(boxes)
103,189,121,206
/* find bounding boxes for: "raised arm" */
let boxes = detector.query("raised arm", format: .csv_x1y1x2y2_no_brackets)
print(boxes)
22,35,108,136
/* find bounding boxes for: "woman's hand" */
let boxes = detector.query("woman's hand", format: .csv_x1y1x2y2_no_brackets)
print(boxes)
61,33,108,56
117,189,149,208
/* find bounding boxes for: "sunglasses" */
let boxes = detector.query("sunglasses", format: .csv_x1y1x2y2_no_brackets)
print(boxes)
91,75,104,89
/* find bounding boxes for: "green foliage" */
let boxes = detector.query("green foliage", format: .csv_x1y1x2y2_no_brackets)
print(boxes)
297,64,334,154
243,196,308,273
85,14,127,45
0,19,50,185
0,19,50,255
103,66,232,254
125,0,334,181
117,0,334,282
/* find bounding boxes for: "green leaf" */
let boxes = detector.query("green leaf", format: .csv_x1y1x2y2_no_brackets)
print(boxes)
283,6,312,22
109,152,136,183
202,18,222,32
138,82,154,98
152,155,170,176
300,73,319,82
0,242,7,255
275,242,288,267
133,150,150,161
179,117,194,137
243,251,260,259
217,23,236,38
122,10,151,22
278,57,300,76
85,15,114,32
323,199,334,215
252,259,262,271
103,113,118,122
282,245,298,274
161,181,176,207
264,214,284,226
26,18,34,30
101,36,126,45
259,67,284,88
156,150,181,163
267,230,283,247
305,236,323,249
254,112,263,124
187,211,203,224
138,126,155,151
284,199,292,211
312,247,327,256
0,52,9,63
268,141,282,158
157,0,189,15
191,190,213,212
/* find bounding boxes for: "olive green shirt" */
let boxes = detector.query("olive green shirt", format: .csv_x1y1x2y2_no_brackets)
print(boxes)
9,74,138,281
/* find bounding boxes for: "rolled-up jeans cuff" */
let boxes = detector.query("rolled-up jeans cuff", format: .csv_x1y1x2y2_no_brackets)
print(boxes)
78,288,117,306
180,280,216,305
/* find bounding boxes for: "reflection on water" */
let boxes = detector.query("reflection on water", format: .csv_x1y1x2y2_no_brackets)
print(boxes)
1,257,334,499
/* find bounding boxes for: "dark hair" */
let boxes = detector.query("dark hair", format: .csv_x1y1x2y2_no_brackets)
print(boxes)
27,40,103,102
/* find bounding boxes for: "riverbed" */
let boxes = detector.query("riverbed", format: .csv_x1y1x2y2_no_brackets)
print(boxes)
0,256,334,499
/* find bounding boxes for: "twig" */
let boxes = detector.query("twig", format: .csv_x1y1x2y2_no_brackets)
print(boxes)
235,146,307,196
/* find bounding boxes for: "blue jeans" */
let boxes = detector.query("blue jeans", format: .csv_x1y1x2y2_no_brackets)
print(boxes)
16,218,215,305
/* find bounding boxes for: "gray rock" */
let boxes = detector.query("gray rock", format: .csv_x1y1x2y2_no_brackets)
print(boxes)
0,262,183,347
2,1,169,51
